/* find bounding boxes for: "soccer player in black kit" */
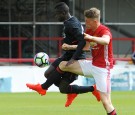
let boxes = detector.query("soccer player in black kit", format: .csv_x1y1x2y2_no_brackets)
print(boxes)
26,2,100,107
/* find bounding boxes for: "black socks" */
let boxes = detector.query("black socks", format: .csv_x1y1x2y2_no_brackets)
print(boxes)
67,85,94,94
41,67,63,89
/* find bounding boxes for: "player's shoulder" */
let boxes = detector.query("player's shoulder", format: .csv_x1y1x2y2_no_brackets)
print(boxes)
99,24,111,33
100,24,112,37
100,24,110,31
65,16,81,28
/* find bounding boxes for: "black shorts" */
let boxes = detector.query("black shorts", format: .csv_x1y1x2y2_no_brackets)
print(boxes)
54,72,78,87
51,56,78,86
51,54,72,68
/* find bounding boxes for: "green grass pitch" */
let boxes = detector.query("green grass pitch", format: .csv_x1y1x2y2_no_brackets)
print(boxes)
0,91,135,115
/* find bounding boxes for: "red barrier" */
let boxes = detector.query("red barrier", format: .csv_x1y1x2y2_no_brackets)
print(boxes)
0,37,63,58
0,37,134,64
113,38,135,51
0,57,131,65
0,58,56,65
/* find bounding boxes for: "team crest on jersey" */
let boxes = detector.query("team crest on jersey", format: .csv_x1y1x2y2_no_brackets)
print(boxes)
90,42,97,47
89,34,98,48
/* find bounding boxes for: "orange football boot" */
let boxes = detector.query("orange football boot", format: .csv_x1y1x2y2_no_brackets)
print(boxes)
26,83,46,96
65,94,78,107
92,84,100,102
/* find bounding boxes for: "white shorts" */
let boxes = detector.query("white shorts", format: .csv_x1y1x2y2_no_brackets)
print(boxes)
78,60,111,93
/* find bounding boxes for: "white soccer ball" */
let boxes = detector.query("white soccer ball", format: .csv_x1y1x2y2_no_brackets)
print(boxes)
34,52,49,67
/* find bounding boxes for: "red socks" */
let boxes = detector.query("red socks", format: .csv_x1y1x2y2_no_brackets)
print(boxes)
107,109,117,115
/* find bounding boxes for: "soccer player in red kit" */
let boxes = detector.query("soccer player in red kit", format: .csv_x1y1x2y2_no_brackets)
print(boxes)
59,7,117,115
85,24,113,69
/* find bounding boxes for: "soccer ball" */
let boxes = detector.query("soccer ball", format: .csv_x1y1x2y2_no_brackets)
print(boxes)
34,52,49,67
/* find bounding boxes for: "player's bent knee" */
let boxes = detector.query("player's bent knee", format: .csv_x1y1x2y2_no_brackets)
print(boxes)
59,83,68,94
59,61,68,71
44,71,49,78
59,87,67,94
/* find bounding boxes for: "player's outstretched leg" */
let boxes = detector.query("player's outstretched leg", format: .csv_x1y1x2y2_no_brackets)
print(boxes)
65,85,101,107
65,93,78,107
26,83,46,96
92,84,100,101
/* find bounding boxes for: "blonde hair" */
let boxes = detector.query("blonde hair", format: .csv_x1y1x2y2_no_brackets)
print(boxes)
84,7,100,21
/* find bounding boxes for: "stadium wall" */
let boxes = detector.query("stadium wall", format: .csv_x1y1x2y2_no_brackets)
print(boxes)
0,65,135,93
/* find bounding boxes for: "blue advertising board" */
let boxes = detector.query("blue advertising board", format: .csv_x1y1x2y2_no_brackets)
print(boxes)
0,77,12,92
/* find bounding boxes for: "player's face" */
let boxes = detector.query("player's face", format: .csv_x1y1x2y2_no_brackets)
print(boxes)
54,10,65,22
85,17,96,30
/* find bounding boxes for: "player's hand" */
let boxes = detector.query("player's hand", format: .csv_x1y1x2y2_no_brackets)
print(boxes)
66,59,75,66
62,43,70,50
84,33,93,42
84,33,87,36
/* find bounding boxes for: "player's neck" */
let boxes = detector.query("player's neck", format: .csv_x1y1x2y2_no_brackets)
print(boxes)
65,13,72,20
92,22,100,32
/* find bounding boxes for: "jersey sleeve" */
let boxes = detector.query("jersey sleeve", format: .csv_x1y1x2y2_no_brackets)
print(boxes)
101,29,112,39
69,26,86,59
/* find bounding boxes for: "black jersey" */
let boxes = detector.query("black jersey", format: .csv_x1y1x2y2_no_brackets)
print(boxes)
62,16,86,60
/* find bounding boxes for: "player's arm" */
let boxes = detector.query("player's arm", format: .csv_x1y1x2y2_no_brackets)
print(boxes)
70,30,86,59
62,43,77,50
84,33,110,45
62,42,90,51
65,26,86,66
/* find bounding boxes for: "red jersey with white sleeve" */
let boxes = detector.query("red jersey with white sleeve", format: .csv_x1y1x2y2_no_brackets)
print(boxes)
85,24,114,68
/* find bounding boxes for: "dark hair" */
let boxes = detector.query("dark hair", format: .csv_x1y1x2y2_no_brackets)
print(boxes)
54,2,69,13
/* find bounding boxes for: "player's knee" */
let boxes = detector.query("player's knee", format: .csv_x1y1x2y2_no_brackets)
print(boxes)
59,80,69,94
59,85,68,94
59,61,68,71
44,71,49,78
